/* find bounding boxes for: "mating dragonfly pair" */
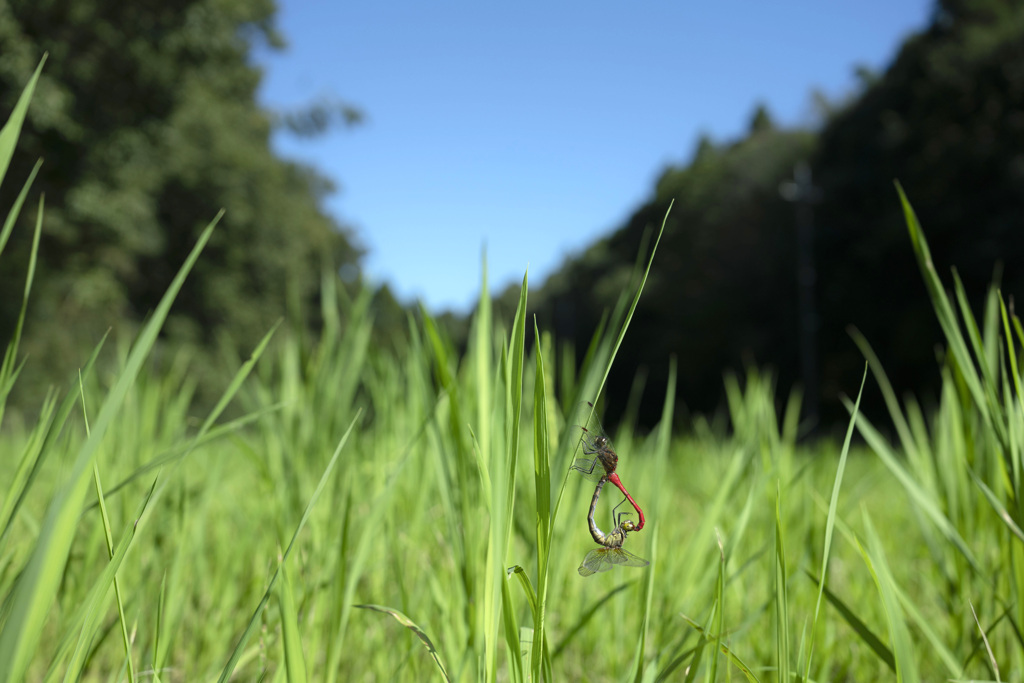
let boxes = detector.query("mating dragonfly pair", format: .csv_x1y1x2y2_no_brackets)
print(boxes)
571,402,649,577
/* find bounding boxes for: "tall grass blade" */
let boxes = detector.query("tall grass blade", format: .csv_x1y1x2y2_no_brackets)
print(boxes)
530,317,553,681
896,182,1000,443
969,600,1001,682
804,364,868,679
859,510,919,682
279,555,308,682
0,215,218,683
0,159,40,295
499,568,524,683
47,480,157,683
0,194,43,427
0,56,45,191
475,248,494,490
593,200,672,405
491,271,528,682
0,333,106,551
707,531,725,683
774,480,790,683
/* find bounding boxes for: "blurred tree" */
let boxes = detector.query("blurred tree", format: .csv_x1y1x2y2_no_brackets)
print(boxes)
528,0,1024,429
813,0,1024,410
0,0,362,391
749,104,776,134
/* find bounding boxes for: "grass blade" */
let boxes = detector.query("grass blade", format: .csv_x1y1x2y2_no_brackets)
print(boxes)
804,570,895,673
804,364,868,679
279,555,308,682
859,509,919,682
774,480,790,683
0,56,45,191
678,614,761,683
356,605,451,682
0,215,218,683
530,317,553,681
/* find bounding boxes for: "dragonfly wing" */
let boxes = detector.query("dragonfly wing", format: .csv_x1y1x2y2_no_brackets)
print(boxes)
574,400,602,431
577,549,613,577
609,548,649,568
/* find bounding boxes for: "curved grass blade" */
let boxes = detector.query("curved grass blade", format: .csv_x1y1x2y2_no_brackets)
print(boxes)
677,614,761,683
505,565,538,620
968,467,1024,544
551,583,633,658
355,605,451,682
804,570,895,673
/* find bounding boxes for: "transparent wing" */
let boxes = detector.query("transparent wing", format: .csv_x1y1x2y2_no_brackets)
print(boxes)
606,548,649,568
570,401,618,478
574,401,608,452
578,548,614,576
578,547,649,577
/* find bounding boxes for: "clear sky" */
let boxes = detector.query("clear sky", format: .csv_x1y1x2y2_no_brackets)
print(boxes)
255,1,934,313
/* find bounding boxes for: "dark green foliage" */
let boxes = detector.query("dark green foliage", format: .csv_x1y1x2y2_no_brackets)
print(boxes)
0,0,361,393
813,0,1024,413
530,0,1024,427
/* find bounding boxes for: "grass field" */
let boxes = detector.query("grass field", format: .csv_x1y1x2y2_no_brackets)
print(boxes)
2,61,1024,682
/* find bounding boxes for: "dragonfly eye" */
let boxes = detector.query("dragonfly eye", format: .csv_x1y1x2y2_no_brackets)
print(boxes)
621,521,636,531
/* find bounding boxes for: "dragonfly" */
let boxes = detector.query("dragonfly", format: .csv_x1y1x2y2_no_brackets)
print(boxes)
578,476,649,576
570,401,646,530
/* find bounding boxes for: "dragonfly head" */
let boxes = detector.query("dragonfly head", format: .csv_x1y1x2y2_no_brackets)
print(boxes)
620,520,637,532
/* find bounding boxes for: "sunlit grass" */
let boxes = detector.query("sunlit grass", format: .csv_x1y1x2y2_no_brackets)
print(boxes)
2,59,1024,682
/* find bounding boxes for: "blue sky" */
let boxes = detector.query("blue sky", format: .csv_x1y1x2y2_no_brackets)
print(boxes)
256,1,934,313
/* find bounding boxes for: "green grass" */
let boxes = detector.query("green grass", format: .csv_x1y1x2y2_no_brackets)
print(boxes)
3,60,1024,682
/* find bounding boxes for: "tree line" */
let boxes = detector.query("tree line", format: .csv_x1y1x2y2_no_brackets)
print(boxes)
2,0,1022,430
523,0,1024,430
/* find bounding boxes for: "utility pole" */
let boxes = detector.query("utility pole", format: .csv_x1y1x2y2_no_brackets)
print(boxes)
780,162,822,431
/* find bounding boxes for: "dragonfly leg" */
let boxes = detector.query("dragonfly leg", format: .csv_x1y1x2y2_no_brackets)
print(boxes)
611,496,633,528
570,457,600,476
